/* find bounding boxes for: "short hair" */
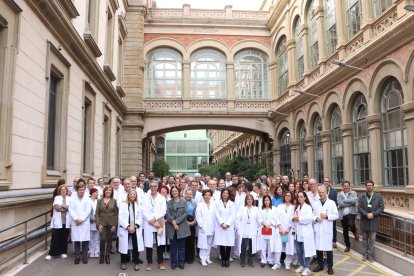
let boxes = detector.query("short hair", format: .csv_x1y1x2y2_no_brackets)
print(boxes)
365,179,374,186
303,173,309,177
76,180,85,191
57,179,66,186
103,185,113,197
244,194,254,206
342,180,351,186
194,173,201,177
57,185,67,195
88,177,95,183
138,172,145,177
262,195,272,209
202,189,212,198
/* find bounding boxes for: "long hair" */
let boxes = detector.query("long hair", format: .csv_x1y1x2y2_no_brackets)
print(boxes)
294,191,311,211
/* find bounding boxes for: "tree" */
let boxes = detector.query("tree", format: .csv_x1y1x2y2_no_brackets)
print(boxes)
152,158,170,178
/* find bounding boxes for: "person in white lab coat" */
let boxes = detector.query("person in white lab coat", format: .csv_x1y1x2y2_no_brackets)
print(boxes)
45,185,71,260
232,183,246,259
196,189,216,266
89,188,100,258
118,189,144,271
258,195,282,269
143,180,167,271
237,194,260,267
214,188,235,268
276,191,295,270
293,191,316,276
69,181,92,264
312,186,339,275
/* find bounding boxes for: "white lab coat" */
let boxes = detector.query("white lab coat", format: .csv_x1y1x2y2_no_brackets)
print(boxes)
236,206,260,254
118,201,144,254
69,194,92,242
196,201,216,249
212,190,221,202
258,206,281,253
51,196,71,229
214,200,235,246
143,193,166,247
116,188,146,208
313,199,339,251
293,203,316,258
307,191,320,216
276,203,295,255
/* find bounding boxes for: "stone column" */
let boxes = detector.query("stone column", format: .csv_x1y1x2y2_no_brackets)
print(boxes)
273,148,280,175
401,101,414,195
301,24,310,83
287,39,296,87
361,0,375,42
366,114,383,189
268,61,278,100
305,137,314,179
341,123,353,184
122,3,146,176
226,61,235,109
334,0,347,60
315,3,326,66
182,60,191,109
290,140,299,180
321,130,331,178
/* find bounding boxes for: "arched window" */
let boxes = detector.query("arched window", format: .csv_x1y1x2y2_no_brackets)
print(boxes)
156,136,165,155
345,0,361,38
277,37,289,95
374,0,393,18
353,94,370,185
330,105,343,185
308,0,319,70
294,17,304,80
234,49,269,99
299,122,308,179
280,129,291,176
324,0,337,55
146,48,182,98
314,115,323,183
381,78,407,186
191,48,226,99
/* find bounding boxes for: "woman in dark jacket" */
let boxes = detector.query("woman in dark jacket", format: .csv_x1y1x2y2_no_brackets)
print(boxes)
184,189,197,264
166,186,190,269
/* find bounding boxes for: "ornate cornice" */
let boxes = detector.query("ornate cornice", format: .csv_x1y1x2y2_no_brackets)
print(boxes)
57,0,79,19
103,64,117,81
84,31,102,57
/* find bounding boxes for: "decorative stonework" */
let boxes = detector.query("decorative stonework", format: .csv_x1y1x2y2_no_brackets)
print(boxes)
346,34,364,56
144,100,183,111
372,9,398,37
276,92,291,106
234,101,270,111
147,8,269,20
190,100,227,110
308,67,321,84
325,53,340,72
384,194,410,210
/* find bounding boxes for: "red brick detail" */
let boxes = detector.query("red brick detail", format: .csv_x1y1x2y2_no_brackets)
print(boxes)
144,34,271,48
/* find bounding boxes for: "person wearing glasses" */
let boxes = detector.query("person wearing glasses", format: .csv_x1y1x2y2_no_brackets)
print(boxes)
143,180,167,271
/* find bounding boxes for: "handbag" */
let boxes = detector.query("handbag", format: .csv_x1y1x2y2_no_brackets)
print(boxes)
281,235,289,243
261,227,272,235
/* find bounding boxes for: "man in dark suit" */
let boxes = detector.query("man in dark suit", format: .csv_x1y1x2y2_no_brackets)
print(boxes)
358,180,384,263
323,177,338,248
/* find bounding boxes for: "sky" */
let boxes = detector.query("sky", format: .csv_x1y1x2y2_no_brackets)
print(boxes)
155,0,263,10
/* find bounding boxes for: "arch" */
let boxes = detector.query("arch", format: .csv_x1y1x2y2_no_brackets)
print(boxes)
272,26,288,52
306,101,322,131
369,59,406,114
322,91,342,129
293,110,307,140
290,13,302,38
231,40,274,61
187,39,231,62
405,49,414,102
143,38,186,59
343,77,369,124
275,120,291,147
303,0,316,22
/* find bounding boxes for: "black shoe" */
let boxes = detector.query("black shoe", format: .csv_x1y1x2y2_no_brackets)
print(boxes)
313,266,324,272
134,264,140,271
186,261,193,264
221,260,225,267
99,255,104,264
105,255,110,264
120,263,126,270
171,264,177,269
110,248,115,254
328,267,334,275
240,261,246,267
179,264,185,269
260,263,266,268
225,261,230,268
82,258,88,264
248,260,254,267
74,258,80,264
137,258,144,264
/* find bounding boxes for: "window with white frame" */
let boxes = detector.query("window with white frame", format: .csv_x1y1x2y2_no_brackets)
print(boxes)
314,115,323,183
191,48,226,99
146,48,182,98
308,0,319,70
294,17,304,80
324,0,337,55
373,0,393,18
330,105,344,185
299,121,308,178
280,129,291,176
381,78,408,187
346,0,361,39
277,36,288,95
352,94,370,185
234,49,269,99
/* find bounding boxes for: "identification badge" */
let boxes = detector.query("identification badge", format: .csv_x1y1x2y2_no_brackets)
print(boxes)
367,204,372,208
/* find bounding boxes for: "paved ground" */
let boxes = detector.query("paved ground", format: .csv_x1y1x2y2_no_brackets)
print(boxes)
11,243,393,276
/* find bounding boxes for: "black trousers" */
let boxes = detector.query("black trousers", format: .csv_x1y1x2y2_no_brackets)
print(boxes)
333,220,337,243
121,233,139,263
99,226,113,256
74,241,89,259
185,225,196,262
220,246,231,261
240,238,253,262
342,214,357,247
48,226,69,256
146,233,165,264
317,250,333,268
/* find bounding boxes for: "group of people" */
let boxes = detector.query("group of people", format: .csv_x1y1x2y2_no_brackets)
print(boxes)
45,171,384,275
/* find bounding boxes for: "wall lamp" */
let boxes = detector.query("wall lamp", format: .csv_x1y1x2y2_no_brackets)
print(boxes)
404,4,414,12
293,89,319,97
331,60,364,70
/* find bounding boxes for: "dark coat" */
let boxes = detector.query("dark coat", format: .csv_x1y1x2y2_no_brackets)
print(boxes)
358,192,384,232
327,186,338,206
166,198,190,240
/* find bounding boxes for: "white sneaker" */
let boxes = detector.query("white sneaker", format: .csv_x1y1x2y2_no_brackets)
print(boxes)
295,266,304,273
200,260,207,266
229,257,233,262
206,259,212,264
285,264,291,270
218,255,221,260
45,255,52,260
271,264,281,270
163,252,170,259
302,268,312,276
61,254,67,259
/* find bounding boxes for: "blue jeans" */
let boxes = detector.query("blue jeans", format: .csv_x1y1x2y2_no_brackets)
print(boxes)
295,241,311,269
170,237,186,266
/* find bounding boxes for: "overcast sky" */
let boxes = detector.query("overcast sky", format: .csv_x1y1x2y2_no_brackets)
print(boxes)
155,0,263,10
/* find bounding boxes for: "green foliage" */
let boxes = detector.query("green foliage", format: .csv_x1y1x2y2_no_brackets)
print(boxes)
152,158,170,178
198,164,221,178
